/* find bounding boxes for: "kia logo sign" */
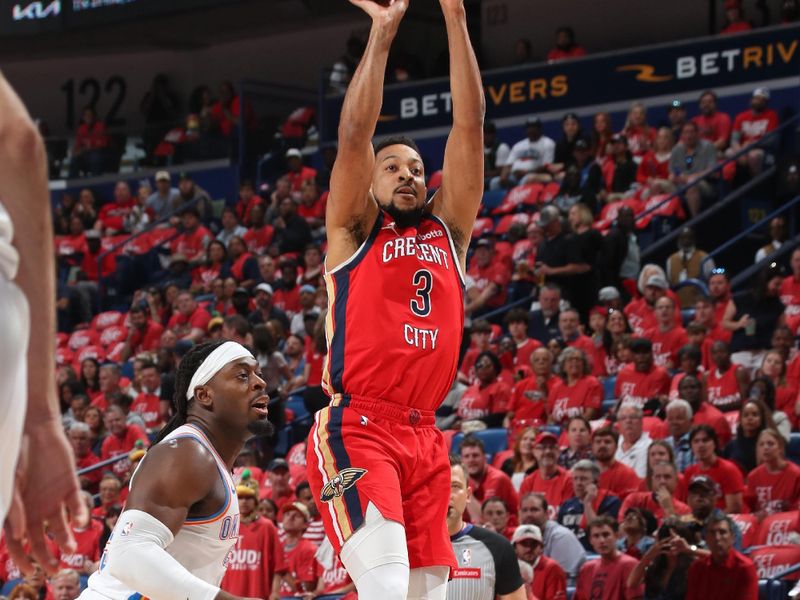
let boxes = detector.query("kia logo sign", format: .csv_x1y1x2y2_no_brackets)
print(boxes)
12,0,61,21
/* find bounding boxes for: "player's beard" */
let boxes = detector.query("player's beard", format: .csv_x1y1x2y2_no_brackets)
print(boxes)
384,199,424,229
247,418,275,438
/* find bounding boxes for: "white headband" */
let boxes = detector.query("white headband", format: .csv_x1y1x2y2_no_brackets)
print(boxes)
186,341,255,400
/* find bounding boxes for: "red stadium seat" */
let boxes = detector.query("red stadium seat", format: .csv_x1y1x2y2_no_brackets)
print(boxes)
749,545,800,580
539,181,561,203
68,328,100,351
75,344,106,366
754,511,798,546
56,347,74,367
91,310,125,331
729,513,759,548
427,170,443,191
494,212,532,236
472,217,494,239
491,183,542,215
99,325,127,348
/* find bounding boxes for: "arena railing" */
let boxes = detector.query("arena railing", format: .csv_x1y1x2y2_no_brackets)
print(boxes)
96,196,202,309
639,165,777,262
729,234,800,291
636,112,800,252
76,453,130,478
699,192,800,275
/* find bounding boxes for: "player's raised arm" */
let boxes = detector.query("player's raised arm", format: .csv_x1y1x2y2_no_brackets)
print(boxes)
326,0,407,268
431,0,485,268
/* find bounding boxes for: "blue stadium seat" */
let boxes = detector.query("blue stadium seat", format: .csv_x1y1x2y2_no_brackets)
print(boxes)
541,425,561,438
603,376,616,400
680,308,695,326
451,428,508,462
286,395,309,423
475,428,508,457
788,433,800,465
566,586,575,600
481,189,506,211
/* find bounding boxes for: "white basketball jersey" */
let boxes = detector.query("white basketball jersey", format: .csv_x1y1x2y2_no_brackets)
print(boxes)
83,424,240,599
0,201,20,281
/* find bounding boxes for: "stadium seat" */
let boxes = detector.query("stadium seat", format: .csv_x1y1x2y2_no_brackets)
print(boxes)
286,395,310,424
427,170,443,190
680,308,695,326
481,189,507,212
758,579,770,600
566,586,575,600
603,376,616,401
788,433,800,464
541,425,561,438
475,428,508,457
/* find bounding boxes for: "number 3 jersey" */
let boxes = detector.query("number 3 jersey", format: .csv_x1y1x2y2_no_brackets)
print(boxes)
322,210,465,411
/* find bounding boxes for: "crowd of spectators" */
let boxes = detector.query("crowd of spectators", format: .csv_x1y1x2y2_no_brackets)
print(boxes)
3,67,800,600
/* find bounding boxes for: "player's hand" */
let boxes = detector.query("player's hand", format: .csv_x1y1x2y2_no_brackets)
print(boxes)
349,0,408,29
4,421,86,575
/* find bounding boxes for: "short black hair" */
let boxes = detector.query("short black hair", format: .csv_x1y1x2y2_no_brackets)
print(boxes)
374,135,421,156
460,434,485,454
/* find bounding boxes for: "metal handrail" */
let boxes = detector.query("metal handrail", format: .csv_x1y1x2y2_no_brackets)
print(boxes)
639,166,775,261
700,193,800,274
95,196,202,306
76,452,130,476
633,112,799,227
730,235,800,290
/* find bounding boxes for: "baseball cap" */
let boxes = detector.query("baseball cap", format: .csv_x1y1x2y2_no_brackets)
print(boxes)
299,284,316,294
285,148,303,160
611,133,628,144
668,99,683,111
526,116,542,127
475,238,493,249
574,138,589,151
268,458,289,472
753,87,770,100
254,283,274,296
645,275,669,289
155,170,170,182
281,501,311,521
535,431,558,446
535,205,561,227
233,286,249,296
511,524,543,545
207,316,224,332
178,171,191,180
724,0,741,9
84,229,101,239
598,286,621,302
688,475,717,493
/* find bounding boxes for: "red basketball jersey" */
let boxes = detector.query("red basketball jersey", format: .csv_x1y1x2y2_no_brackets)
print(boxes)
322,211,464,411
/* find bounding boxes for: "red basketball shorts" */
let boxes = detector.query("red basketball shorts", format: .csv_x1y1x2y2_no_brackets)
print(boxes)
306,395,456,570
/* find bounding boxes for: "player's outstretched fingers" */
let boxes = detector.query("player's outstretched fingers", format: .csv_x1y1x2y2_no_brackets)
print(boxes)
25,514,62,575
66,486,89,534
3,493,33,575
43,502,78,557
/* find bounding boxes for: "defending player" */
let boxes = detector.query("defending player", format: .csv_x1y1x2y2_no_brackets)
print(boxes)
0,71,85,574
306,0,484,598
80,341,272,600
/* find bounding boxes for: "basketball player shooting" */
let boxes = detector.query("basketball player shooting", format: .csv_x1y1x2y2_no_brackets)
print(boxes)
80,341,272,600
306,0,484,598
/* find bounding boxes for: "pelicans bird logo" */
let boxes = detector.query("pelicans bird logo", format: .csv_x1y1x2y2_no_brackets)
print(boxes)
320,468,368,502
